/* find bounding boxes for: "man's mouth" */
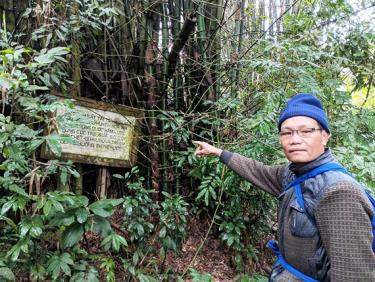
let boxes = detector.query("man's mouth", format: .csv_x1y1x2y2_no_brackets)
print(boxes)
289,149,306,153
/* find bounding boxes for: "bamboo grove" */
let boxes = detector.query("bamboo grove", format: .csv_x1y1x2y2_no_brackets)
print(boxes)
0,0,374,280
0,0,307,198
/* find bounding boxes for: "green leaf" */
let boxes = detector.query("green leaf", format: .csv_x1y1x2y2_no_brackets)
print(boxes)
60,167,68,186
43,200,52,216
17,96,40,110
9,184,28,197
0,49,14,54
70,267,99,282
87,215,111,237
6,239,28,261
47,252,74,279
27,138,44,152
68,167,80,178
0,77,12,89
51,198,65,213
0,215,17,230
61,223,84,248
227,236,234,247
46,135,62,157
19,216,43,238
101,233,127,252
89,203,112,217
25,85,49,91
34,54,54,64
51,74,60,85
112,174,124,179
196,188,207,200
0,267,16,281
48,46,70,56
137,273,158,282
132,251,139,265
89,199,123,217
124,204,132,215
49,211,75,226
20,218,32,237
75,208,88,224
1,201,14,215
136,223,144,236
159,226,166,239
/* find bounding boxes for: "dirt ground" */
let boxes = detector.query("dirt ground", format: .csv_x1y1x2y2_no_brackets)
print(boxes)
89,210,274,281
165,218,273,281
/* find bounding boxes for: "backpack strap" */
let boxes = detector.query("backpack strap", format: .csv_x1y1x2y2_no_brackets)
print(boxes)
284,163,350,212
366,190,375,251
285,163,349,191
267,240,319,282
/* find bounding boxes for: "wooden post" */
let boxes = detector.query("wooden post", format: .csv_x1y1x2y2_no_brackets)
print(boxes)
96,167,110,199
75,165,83,195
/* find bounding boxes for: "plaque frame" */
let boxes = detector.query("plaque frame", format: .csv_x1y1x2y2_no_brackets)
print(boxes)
41,95,144,167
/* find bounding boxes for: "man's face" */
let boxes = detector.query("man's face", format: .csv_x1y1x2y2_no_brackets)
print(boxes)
279,116,330,163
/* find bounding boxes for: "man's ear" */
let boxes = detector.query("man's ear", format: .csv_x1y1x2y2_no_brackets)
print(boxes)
322,130,330,146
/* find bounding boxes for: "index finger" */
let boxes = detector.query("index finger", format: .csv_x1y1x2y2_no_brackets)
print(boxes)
192,141,204,146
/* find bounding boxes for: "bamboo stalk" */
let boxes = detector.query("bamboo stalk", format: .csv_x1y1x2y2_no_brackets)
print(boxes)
259,0,265,32
196,2,215,102
161,0,169,192
212,0,223,95
269,0,274,37
139,1,147,72
103,26,109,99
169,0,184,111
197,2,206,56
71,1,81,97
277,0,284,35
251,0,258,42
169,0,180,41
230,1,241,98
145,1,160,200
123,0,134,42
236,0,245,84
71,0,83,195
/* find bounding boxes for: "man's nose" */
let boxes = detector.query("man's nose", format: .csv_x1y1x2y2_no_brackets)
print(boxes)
289,131,302,143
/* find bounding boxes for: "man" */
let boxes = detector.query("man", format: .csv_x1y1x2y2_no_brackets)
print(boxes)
193,93,375,281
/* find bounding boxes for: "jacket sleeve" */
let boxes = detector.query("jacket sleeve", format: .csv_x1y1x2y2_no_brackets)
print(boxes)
220,150,286,197
315,182,375,282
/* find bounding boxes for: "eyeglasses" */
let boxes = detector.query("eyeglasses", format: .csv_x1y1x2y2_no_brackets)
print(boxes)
279,128,323,139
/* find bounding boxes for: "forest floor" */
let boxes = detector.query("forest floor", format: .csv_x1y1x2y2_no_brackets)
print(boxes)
86,210,273,281
165,217,272,281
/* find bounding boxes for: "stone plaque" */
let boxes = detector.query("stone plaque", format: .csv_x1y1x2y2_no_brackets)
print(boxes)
41,96,143,167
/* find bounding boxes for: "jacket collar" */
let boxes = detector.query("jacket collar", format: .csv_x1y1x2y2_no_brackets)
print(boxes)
289,148,337,176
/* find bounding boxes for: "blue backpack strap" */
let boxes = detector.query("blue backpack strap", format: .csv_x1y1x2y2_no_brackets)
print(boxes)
365,191,375,251
285,163,349,191
267,240,319,282
294,183,305,211
285,163,350,211
285,163,350,213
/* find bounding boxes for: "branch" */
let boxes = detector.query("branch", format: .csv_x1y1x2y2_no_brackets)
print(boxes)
361,74,374,108
168,12,197,78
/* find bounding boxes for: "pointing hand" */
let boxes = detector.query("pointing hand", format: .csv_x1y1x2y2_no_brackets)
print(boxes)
192,141,222,157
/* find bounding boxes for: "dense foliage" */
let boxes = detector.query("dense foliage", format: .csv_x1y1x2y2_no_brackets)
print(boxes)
0,0,374,280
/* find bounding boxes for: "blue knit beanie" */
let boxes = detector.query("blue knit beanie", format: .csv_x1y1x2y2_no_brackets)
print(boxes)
278,93,330,133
